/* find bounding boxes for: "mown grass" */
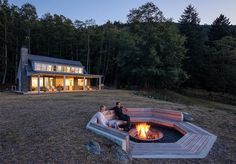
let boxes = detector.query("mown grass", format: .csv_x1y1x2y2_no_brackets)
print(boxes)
134,89,236,112
0,90,235,163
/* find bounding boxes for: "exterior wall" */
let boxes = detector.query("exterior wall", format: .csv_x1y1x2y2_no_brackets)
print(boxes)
28,77,32,91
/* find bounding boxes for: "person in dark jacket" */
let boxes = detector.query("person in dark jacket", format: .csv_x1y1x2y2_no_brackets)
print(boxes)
109,102,131,130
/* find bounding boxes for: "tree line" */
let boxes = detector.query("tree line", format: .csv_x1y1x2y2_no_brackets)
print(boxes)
0,1,236,95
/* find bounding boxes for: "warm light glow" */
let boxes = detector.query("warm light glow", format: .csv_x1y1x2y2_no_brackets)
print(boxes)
47,65,52,71
136,123,150,139
34,62,83,74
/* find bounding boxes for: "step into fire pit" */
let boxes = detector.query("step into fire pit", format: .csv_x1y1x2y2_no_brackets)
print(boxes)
86,108,217,159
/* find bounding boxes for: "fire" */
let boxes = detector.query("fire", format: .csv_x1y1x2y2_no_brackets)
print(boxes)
135,123,150,139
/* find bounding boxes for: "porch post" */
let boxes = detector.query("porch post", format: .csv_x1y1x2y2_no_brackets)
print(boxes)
37,74,40,94
83,77,86,91
43,77,45,89
98,76,101,90
63,75,66,91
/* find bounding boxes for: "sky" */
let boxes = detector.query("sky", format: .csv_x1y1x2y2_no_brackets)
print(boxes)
8,0,236,25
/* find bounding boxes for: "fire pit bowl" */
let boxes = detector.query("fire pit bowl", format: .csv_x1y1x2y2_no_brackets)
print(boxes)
129,123,164,142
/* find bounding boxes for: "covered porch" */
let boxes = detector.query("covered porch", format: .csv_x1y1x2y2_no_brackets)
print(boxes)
29,73,103,94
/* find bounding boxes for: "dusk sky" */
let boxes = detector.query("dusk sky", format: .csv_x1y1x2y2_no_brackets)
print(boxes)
8,0,236,25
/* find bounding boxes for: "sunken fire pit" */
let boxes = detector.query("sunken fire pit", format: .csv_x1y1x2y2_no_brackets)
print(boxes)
87,108,217,159
129,122,163,142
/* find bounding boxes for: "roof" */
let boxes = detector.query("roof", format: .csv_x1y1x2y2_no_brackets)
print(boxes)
28,54,83,67
17,53,103,79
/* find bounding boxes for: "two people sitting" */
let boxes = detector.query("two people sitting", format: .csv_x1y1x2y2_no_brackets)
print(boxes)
94,102,131,131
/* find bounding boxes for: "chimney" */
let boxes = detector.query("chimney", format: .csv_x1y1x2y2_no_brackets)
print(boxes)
20,47,29,92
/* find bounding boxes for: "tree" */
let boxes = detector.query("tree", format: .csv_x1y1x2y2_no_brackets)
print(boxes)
20,3,37,54
0,0,10,84
208,14,232,41
179,5,207,88
127,2,165,23
206,36,236,94
125,2,188,88
179,5,200,25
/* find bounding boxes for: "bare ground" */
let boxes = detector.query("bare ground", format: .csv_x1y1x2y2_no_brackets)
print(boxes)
0,90,235,163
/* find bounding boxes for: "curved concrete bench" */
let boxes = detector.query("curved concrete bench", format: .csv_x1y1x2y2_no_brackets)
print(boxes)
86,108,216,159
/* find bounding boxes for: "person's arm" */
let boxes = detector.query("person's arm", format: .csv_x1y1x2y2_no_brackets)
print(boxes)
108,107,116,114
121,106,128,112
108,107,116,111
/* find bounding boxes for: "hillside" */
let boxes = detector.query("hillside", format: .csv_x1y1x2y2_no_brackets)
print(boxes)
0,90,235,163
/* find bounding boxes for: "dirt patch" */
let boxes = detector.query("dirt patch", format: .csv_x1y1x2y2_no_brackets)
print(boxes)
0,90,236,163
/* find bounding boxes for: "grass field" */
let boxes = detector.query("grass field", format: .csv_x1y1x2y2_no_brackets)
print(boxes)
0,90,236,163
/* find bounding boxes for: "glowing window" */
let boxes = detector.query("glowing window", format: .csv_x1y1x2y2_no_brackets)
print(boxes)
66,66,71,73
35,63,41,71
75,67,79,73
42,64,47,71
47,65,52,71
57,65,62,72
71,67,75,73
63,66,67,72
78,68,83,74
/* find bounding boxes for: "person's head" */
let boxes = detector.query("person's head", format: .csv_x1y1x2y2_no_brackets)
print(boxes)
99,105,106,113
116,101,121,108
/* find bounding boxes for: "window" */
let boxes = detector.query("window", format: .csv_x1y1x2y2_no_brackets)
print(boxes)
31,77,43,88
75,67,79,73
78,68,83,74
35,63,41,71
47,65,52,71
66,66,71,73
78,79,87,86
57,65,62,72
41,64,47,71
34,62,82,74
63,66,67,72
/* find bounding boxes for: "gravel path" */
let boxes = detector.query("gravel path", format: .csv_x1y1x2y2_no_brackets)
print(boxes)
0,90,235,163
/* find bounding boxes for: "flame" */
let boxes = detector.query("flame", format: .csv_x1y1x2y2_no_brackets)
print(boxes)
136,123,150,139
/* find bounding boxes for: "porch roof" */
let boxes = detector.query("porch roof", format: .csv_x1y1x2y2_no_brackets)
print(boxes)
27,70,102,78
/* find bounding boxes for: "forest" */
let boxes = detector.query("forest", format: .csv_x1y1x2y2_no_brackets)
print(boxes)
1,1,236,95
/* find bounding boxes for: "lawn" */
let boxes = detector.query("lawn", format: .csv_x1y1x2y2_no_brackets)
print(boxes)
0,90,236,163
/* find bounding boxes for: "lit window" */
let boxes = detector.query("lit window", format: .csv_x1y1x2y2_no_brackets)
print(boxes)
31,77,43,88
63,66,67,72
66,66,71,73
79,68,83,74
57,65,62,72
75,67,79,73
42,64,47,71
71,67,75,73
35,63,41,71
47,65,52,71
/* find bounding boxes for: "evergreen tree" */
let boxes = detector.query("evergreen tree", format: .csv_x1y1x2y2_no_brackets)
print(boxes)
179,5,200,25
206,36,236,94
179,5,207,88
208,14,232,41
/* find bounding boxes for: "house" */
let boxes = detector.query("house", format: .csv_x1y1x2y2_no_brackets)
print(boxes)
16,47,103,94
